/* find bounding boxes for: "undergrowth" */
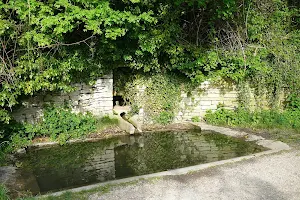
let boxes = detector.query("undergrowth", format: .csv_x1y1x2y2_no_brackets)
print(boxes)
205,107,300,132
0,184,10,200
0,184,35,200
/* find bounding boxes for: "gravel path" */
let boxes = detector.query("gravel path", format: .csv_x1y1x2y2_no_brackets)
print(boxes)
89,150,300,200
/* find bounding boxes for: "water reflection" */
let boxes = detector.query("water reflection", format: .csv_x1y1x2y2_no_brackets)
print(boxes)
16,131,265,194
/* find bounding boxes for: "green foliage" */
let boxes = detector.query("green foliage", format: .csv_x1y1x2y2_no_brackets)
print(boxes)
191,116,200,122
0,184,10,200
0,0,299,124
6,133,33,153
0,106,117,158
120,73,193,124
18,106,97,145
0,0,157,123
285,93,300,111
155,111,175,125
205,108,300,131
40,106,96,138
0,110,11,124
0,184,36,200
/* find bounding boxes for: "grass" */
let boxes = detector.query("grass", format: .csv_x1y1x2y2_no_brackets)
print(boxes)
95,115,119,132
0,184,37,200
262,129,300,147
204,108,300,146
0,184,10,200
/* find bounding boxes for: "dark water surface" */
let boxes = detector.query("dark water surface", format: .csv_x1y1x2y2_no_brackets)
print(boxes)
16,130,266,194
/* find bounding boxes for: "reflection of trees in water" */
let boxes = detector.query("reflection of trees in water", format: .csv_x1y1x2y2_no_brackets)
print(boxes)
16,131,266,194
115,132,183,178
115,131,266,178
203,132,265,156
19,138,118,192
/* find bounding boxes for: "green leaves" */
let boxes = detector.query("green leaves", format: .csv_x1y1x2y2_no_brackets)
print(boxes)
205,107,300,131
0,109,11,124
0,0,299,125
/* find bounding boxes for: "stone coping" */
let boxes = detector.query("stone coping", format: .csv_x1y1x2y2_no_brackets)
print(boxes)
197,123,290,151
40,123,290,197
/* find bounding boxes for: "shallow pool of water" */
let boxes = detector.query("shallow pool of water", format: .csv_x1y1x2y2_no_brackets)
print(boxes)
16,130,266,194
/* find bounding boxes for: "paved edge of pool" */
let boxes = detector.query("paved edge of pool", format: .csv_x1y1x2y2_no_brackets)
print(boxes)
41,123,291,197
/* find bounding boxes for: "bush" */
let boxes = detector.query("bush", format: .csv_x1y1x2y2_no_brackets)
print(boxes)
204,107,300,131
0,106,118,155
28,106,118,144
191,116,200,122
155,111,175,125
285,94,300,111
38,106,97,138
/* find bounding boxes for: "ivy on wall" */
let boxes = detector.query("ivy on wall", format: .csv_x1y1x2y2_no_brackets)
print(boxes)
115,71,195,124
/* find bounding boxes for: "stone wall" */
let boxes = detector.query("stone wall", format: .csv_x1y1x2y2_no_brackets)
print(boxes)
134,81,239,123
12,74,113,123
176,81,239,121
133,81,277,123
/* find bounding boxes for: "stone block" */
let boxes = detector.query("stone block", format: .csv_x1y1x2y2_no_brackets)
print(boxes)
178,111,183,116
105,149,114,154
96,92,112,98
206,93,220,98
93,86,106,92
208,89,220,94
79,99,90,106
183,97,193,106
211,100,222,105
71,100,79,106
52,95,70,103
101,102,114,108
210,104,218,110
69,90,80,97
200,105,212,110
101,73,113,79
200,101,212,106
79,94,91,101
222,92,238,98
92,93,105,99
199,96,221,101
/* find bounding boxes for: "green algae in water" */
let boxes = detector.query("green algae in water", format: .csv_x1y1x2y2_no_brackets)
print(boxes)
16,131,266,194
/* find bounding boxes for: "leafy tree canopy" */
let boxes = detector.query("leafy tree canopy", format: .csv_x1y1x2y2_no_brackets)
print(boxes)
0,0,299,122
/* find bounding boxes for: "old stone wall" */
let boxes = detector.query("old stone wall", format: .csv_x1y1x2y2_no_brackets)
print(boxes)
133,81,239,123
175,81,239,121
134,81,272,123
12,74,113,123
